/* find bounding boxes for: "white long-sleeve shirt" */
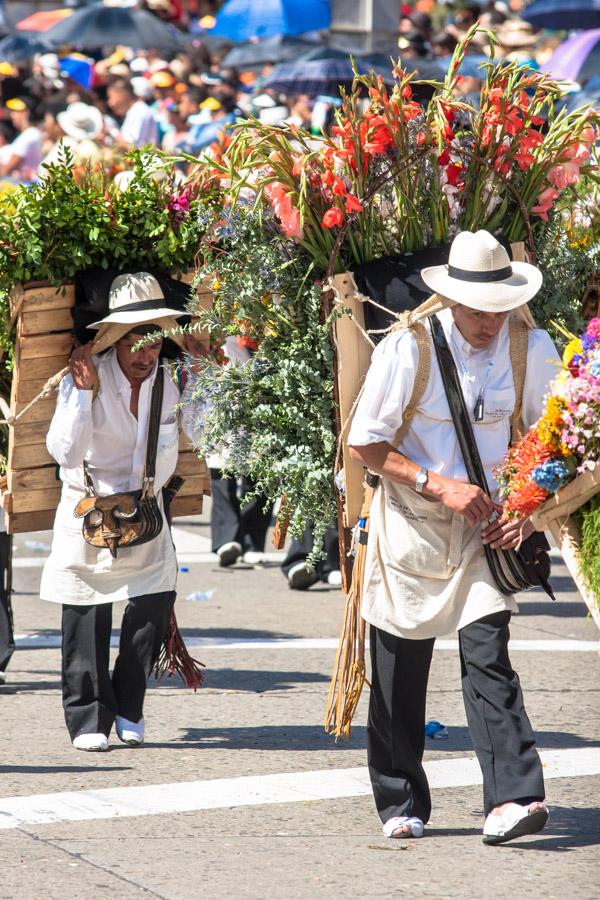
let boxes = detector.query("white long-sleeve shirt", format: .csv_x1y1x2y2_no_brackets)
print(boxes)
348,307,560,493
41,350,187,605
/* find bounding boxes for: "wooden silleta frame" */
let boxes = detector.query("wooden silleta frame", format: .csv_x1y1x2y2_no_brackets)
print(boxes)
1,273,212,534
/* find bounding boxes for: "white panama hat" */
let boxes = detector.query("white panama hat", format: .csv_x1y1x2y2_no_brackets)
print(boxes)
89,272,185,329
57,102,103,142
420,230,542,313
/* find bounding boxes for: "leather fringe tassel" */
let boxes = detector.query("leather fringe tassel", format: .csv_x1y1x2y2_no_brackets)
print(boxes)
154,609,205,690
324,472,379,740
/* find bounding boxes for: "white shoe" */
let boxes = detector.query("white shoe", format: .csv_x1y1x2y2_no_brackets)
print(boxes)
72,733,108,752
326,569,343,587
382,816,424,838
482,802,549,845
243,550,268,565
116,716,144,746
217,541,242,567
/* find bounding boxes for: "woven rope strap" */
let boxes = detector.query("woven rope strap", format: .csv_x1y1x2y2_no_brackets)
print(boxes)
508,314,530,443
393,321,431,446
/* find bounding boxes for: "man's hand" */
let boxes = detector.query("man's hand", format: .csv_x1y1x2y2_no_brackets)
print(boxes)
436,478,495,527
70,343,97,391
481,506,534,550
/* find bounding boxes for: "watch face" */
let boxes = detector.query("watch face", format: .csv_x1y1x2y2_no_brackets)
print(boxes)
417,472,427,485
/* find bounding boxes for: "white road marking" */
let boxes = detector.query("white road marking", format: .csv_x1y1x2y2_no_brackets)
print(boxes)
13,634,600,651
0,748,597,831
12,550,287,568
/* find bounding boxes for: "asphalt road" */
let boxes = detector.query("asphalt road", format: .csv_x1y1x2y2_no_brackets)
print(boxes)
1,503,599,900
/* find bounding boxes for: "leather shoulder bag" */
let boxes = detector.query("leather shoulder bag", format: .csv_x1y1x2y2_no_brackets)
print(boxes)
429,314,554,600
74,366,165,558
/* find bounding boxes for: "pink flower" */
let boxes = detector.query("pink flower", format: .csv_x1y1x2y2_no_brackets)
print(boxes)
531,185,559,220
586,318,600,340
547,160,581,190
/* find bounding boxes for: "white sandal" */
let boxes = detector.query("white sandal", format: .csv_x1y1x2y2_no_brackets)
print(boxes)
482,802,549,845
382,816,425,839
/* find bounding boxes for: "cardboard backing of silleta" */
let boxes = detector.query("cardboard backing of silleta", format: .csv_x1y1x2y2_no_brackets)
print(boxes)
1,273,211,534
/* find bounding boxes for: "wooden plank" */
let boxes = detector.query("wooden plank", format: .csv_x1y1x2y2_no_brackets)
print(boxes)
332,272,374,529
11,377,61,404
6,508,56,534
10,487,62,514
9,421,50,447
19,332,73,360
176,475,206,497
13,354,70,383
175,451,206,477
13,398,57,426
21,307,74,336
8,441,54,471
171,495,203,519
20,284,74,312
8,465,59,492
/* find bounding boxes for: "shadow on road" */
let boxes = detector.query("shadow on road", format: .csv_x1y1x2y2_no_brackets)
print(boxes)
501,805,600,852
150,724,368,751
423,726,599,752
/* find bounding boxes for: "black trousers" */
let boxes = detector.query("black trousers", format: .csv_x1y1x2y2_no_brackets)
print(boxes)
367,611,545,823
0,533,14,674
61,591,175,740
210,469,273,553
280,524,340,579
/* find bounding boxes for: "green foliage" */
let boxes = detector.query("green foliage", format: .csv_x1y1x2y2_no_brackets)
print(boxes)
577,494,600,610
532,205,600,348
0,148,216,350
183,204,337,557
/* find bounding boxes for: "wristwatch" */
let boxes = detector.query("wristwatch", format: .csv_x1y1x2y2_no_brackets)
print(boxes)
415,467,429,494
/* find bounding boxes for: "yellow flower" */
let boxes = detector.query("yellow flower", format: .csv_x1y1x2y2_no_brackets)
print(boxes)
212,276,221,290
562,337,583,366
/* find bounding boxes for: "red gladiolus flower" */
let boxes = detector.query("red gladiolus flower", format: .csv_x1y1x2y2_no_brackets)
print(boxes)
345,193,363,213
332,176,347,196
531,185,560,221
438,148,450,166
322,168,335,187
322,206,345,229
445,163,462,186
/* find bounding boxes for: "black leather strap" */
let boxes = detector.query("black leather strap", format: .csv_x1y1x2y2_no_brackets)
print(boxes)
144,365,165,482
429,315,531,596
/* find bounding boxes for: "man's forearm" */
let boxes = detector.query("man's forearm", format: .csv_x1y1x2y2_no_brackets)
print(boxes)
348,442,444,501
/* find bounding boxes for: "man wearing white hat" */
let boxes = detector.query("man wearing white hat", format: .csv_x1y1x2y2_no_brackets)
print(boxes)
41,272,197,752
348,231,560,845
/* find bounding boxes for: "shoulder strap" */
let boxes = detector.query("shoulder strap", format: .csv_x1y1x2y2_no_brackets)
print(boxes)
508,315,529,443
393,321,431,446
144,366,165,484
429,314,531,596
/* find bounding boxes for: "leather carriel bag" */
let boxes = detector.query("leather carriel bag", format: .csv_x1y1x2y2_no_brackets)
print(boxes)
430,315,555,600
74,367,165,558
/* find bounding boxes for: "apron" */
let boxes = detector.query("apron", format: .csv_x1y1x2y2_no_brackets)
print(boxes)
361,478,516,640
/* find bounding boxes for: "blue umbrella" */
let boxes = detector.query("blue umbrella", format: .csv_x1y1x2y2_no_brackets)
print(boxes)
0,32,50,61
523,0,600,30
210,0,331,42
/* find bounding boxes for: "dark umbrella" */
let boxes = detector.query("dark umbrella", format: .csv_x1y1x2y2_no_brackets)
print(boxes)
220,35,335,68
523,0,600,31
43,2,185,52
260,55,445,99
260,57,396,97
564,73,600,109
0,32,51,61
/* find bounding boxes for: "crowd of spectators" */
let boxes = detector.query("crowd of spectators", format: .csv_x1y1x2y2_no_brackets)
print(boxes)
0,1,593,183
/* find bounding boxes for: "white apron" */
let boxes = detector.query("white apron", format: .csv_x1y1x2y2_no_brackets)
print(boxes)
40,483,178,606
361,478,517,640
